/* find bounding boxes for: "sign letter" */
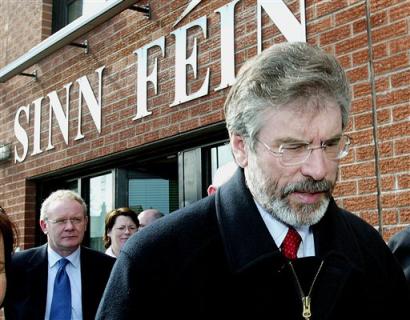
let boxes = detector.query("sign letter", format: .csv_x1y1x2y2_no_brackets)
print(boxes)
75,66,105,140
171,16,210,106
257,0,306,53
46,83,72,150
14,105,30,163
133,37,165,120
31,97,44,156
215,0,240,91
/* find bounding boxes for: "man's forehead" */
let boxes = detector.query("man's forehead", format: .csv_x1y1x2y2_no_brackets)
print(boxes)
48,198,83,213
261,102,342,137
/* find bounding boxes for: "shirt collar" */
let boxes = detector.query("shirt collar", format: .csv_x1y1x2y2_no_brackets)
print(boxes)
255,200,311,248
47,245,81,269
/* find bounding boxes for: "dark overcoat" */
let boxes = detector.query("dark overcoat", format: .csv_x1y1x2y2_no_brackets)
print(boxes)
97,169,409,319
5,244,115,320
388,226,410,291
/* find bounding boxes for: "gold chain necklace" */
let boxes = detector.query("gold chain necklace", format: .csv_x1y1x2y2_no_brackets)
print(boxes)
288,260,324,320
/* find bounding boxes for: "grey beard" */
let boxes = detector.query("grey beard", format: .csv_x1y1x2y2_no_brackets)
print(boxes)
246,167,333,227
267,196,329,227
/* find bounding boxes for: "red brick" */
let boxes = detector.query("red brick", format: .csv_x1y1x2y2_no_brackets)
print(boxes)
347,66,368,82
341,162,375,179
361,210,380,226
335,34,368,55
391,70,410,88
378,122,410,140
353,82,371,98
354,112,373,129
390,35,410,54
375,77,389,92
395,138,410,155
344,195,377,211
355,145,375,161
372,21,407,43
351,97,371,114
383,209,399,225
352,49,368,65
380,156,410,174
381,175,395,191
358,177,377,193
352,19,366,34
376,109,390,124
316,0,349,18
399,208,410,224
382,191,410,208
370,11,387,28
307,16,333,34
335,3,365,24
398,174,410,189
333,180,357,196
379,141,393,158
320,25,351,45
389,2,410,21
372,43,388,59
373,53,409,75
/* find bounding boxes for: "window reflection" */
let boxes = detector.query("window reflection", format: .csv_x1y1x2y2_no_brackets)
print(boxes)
89,173,113,252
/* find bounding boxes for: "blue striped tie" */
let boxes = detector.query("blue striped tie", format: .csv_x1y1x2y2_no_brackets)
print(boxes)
50,258,71,320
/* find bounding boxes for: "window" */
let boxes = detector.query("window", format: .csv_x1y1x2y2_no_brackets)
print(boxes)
89,172,114,252
52,0,108,33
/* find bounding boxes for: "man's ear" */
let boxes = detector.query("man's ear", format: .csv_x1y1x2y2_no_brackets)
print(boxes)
39,219,48,235
207,185,217,196
230,134,248,168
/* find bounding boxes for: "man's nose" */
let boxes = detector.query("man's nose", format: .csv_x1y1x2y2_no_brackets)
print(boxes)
300,148,328,181
64,220,75,229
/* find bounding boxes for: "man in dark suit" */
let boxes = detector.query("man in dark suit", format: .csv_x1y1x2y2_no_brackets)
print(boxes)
96,42,409,319
5,190,115,320
389,226,410,290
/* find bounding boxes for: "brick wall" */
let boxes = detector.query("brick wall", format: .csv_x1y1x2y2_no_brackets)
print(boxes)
0,0,408,249
0,0,50,69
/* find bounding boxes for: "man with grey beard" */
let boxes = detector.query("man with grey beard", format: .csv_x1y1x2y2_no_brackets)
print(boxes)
97,42,409,320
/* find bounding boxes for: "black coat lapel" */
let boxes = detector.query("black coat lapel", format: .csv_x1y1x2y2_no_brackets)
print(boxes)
215,168,280,273
26,244,49,319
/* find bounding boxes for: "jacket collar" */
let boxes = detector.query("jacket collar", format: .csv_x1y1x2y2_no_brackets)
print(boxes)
215,168,281,273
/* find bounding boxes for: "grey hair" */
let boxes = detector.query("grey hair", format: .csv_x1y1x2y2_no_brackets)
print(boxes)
40,189,87,220
224,42,351,151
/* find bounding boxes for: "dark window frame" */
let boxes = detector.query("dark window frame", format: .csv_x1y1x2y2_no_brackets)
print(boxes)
52,0,83,33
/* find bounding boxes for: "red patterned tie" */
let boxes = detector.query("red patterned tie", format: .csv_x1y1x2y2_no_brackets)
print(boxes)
281,227,301,260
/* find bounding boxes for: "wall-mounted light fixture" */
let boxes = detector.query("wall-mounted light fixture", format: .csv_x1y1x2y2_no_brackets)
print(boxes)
0,144,11,161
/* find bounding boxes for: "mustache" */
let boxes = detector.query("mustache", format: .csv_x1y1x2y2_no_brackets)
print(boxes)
281,179,333,198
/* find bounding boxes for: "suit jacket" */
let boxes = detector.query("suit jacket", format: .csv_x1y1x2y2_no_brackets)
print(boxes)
5,244,115,320
96,169,409,319
388,226,410,290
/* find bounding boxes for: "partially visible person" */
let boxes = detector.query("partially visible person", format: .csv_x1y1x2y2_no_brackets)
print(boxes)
4,190,115,320
96,42,409,319
138,209,164,228
388,226,410,290
0,206,18,307
104,207,139,258
207,161,238,195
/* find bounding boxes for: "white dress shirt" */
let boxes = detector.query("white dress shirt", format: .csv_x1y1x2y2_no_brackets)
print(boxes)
105,246,116,258
45,246,83,320
255,201,316,257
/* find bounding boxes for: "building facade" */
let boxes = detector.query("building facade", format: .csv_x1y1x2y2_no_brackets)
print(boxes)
0,0,409,250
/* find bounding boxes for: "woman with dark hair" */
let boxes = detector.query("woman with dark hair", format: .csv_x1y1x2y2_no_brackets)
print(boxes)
0,206,17,306
104,208,139,258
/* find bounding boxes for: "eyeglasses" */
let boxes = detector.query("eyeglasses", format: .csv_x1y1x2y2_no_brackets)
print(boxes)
46,217,84,226
256,135,351,166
